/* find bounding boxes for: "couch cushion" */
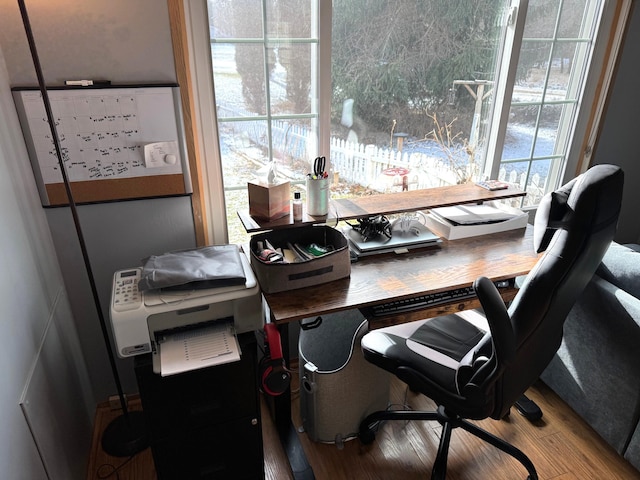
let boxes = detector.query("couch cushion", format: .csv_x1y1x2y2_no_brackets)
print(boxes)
596,243,640,298
541,275,640,455
533,178,575,253
625,422,640,472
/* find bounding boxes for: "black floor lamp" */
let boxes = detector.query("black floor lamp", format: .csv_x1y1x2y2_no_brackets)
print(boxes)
17,0,149,457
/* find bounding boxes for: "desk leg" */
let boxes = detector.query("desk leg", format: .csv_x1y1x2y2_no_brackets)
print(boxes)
272,322,315,480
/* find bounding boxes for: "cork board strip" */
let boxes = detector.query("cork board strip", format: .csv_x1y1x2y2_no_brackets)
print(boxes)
44,174,187,205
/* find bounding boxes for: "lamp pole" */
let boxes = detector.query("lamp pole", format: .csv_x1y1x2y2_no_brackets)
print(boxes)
17,0,149,457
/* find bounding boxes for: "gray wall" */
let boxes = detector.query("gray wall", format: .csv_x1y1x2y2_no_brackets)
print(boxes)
46,198,197,400
593,3,640,244
0,0,197,404
0,0,176,86
0,44,92,479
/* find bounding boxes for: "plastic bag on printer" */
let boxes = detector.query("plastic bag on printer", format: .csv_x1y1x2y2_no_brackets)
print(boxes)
137,245,246,292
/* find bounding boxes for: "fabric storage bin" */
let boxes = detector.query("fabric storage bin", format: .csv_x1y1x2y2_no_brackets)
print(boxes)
249,225,350,293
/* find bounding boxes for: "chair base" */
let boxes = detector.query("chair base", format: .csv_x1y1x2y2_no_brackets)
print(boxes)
359,405,538,480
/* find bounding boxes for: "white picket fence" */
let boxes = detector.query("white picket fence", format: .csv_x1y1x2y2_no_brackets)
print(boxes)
223,115,546,207
329,137,546,207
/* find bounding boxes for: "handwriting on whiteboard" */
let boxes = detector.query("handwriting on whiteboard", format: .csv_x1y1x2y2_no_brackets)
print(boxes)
17,87,183,184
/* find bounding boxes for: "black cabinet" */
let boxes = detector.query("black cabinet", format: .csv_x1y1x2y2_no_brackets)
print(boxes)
134,332,264,480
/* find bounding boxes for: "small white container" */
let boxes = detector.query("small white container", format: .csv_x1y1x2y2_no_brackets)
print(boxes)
306,177,329,216
293,191,303,221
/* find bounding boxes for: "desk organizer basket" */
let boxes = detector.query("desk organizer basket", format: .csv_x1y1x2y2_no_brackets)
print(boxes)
249,226,350,294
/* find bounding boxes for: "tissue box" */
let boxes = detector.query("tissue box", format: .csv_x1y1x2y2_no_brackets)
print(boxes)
248,180,291,220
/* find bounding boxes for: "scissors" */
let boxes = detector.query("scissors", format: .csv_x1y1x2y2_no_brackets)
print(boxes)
313,156,326,178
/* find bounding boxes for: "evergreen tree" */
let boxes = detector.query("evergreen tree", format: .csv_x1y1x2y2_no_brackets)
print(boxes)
331,0,504,135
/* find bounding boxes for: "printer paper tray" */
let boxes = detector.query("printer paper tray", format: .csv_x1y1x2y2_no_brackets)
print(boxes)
153,320,241,376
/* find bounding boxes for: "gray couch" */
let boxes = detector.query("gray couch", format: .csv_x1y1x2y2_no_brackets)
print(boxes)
541,242,640,470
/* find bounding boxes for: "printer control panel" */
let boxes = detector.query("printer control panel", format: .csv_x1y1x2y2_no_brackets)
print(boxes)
112,268,142,312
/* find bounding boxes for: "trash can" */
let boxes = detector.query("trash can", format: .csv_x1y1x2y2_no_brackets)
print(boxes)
298,309,391,446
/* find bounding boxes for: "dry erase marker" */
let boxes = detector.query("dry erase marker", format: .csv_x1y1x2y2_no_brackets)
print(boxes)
64,80,112,87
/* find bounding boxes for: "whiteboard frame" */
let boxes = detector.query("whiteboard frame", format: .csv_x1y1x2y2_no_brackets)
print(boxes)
12,84,192,206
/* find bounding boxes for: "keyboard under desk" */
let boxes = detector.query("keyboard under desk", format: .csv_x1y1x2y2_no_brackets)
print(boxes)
362,282,520,330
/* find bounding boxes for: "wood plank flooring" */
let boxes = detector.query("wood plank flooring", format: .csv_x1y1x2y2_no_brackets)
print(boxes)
87,375,640,480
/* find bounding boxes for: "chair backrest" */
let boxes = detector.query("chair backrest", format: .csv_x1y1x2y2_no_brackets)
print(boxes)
491,164,624,418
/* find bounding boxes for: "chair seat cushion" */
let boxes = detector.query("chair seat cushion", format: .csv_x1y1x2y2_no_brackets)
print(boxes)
361,311,489,396
410,315,485,360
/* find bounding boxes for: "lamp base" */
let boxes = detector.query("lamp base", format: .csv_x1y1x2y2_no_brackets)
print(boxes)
101,411,149,457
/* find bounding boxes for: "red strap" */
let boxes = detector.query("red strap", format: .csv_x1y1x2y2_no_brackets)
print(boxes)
264,323,283,360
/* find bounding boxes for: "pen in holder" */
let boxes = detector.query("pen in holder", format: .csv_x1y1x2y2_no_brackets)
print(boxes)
306,176,329,216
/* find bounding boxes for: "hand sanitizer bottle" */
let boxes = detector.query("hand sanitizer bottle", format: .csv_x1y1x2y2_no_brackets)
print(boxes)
293,191,303,221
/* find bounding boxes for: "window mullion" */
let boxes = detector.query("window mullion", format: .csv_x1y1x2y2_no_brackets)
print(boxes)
316,0,331,168
523,0,564,189
261,0,275,163
551,0,608,179
484,0,529,181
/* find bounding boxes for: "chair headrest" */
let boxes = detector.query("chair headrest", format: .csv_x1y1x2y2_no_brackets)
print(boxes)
533,164,623,253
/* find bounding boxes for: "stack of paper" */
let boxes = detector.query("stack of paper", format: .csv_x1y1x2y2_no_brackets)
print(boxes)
157,320,240,376
430,204,518,225
425,202,528,240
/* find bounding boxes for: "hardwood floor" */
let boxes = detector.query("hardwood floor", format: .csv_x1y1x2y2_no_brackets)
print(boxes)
87,374,640,480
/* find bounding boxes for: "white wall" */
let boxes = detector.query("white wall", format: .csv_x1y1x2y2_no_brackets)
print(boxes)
0,43,92,479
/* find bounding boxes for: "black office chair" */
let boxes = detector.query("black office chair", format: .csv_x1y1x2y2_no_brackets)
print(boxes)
358,164,624,480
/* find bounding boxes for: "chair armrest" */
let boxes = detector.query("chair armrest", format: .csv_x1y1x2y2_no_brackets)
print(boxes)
474,277,515,366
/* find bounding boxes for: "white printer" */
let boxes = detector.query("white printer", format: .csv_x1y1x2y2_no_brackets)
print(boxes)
109,250,263,374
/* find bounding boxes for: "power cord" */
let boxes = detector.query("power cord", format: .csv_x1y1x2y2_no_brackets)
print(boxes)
96,454,137,479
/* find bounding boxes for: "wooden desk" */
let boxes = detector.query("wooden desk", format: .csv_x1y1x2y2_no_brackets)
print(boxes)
264,225,540,480
265,225,539,327
238,182,526,232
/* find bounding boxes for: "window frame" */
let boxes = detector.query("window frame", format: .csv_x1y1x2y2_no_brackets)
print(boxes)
175,0,632,245
484,0,630,206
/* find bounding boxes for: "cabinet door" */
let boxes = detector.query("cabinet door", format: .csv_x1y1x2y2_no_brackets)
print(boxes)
136,357,259,438
151,416,264,480
134,332,264,479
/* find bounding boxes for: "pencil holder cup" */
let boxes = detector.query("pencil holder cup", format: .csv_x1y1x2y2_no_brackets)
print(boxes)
306,177,329,216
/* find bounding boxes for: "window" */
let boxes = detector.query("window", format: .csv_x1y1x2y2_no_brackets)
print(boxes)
329,1,506,194
488,0,608,207
206,0,322,244
182,0,629,244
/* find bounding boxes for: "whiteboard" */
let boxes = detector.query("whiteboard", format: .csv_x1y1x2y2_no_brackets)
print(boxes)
12,85,191,205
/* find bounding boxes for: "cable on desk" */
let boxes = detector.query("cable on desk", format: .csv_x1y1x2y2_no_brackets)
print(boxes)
96,454,137,479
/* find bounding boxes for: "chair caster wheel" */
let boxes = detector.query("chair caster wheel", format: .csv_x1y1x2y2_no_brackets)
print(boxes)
359,427,375,445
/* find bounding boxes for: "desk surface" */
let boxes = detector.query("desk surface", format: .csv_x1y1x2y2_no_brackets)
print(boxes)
264,225,540,327
239,183,526,232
